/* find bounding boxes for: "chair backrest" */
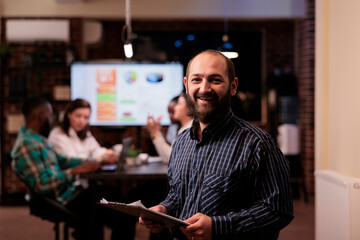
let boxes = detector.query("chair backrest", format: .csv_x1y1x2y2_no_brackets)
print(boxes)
27,188,79,224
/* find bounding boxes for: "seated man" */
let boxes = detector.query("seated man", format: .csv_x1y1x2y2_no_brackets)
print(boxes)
11,97,136,240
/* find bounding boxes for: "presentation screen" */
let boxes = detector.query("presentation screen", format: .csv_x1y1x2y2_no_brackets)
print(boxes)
71,61,184,126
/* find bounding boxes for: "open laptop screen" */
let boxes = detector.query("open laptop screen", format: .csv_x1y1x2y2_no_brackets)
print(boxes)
101,137,132,172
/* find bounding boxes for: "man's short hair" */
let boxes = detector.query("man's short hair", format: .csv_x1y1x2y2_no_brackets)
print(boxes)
185,50,236,82
22,97,49,118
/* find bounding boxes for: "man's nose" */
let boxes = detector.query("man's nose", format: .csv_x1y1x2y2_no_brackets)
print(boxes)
199,80,211,93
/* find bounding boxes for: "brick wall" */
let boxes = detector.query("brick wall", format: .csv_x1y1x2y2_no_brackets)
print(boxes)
297,0,315,198
1,19,85,202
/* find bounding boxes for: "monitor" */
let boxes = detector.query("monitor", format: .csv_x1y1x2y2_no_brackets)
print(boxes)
71,61,184,126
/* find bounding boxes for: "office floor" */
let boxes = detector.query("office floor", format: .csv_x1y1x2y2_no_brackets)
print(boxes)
0,199,314,240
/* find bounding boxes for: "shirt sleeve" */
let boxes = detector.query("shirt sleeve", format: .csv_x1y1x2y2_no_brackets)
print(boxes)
158,143,179,215
55,151,89,168
211,141,294,239
86,135,107,161
152,131,172,164
12,139,78,195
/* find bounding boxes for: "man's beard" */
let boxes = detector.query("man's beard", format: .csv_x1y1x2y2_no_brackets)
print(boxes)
186,89,232,124
40,119,53,138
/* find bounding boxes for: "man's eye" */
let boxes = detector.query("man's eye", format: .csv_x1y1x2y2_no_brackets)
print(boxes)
211,78,222,83
191,78,201,82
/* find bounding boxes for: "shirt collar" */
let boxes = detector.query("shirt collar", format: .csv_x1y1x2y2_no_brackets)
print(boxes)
21,126,47,143
189,111,234,141
68,127,91,138
68,127,78,137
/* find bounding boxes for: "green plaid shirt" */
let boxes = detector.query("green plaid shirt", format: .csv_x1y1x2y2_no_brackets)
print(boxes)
11,127,88,205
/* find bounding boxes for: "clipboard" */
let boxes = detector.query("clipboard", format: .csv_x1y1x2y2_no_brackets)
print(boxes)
98,199,189,228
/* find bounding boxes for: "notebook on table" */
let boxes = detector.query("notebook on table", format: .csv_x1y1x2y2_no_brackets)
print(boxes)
101,137,132,172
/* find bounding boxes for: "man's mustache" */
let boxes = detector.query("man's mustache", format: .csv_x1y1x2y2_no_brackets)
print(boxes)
195,92,218,99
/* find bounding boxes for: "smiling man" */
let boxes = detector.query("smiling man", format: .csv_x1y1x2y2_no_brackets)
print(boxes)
140,50,294,240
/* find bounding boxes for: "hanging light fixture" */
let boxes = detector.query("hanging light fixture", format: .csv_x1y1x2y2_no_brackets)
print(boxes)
219,0,238,59
122,0,133,58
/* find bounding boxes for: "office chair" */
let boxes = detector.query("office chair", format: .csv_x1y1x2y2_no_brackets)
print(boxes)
27,189,80,240
16,174,79,240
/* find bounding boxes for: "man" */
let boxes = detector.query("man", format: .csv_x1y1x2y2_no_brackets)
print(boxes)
140,50,294,240
11,97,135,240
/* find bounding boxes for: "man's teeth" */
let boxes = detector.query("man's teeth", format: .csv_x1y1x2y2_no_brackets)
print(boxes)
199,97,212,100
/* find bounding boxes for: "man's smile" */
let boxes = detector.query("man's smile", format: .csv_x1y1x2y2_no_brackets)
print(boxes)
195,93,218,103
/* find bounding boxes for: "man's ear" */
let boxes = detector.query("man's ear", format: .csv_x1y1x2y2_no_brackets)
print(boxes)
231,77,239,96
184,77,188,93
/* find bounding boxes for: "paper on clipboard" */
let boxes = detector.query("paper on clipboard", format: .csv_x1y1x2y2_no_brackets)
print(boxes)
99,199,189,228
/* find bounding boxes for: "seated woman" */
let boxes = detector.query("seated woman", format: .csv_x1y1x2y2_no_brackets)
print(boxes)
48,98,118,163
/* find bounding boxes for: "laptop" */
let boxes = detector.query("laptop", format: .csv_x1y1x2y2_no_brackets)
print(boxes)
101,137,133,172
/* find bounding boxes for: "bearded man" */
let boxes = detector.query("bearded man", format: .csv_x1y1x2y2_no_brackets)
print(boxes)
140,50,294,240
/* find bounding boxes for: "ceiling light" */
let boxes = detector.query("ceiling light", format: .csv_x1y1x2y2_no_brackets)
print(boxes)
124,42,133,58
219,0,238,59
122,0,133,59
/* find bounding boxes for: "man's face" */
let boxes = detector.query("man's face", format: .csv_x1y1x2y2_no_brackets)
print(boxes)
184,53,238,123
40,103,54,137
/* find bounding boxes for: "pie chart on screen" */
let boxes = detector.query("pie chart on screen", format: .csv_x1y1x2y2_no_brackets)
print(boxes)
124,71,137,83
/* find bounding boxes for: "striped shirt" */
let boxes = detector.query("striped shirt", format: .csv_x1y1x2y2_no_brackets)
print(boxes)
11,127,88,205
160,111,294,240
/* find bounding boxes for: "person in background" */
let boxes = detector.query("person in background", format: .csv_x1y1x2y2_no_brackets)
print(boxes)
48,98,118,162
165,96,180,145
147,92,193,163
174,92,194,135
11,97,136,240
140,50,294,240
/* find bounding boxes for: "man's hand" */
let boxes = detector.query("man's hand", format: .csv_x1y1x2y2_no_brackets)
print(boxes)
71,161,101,174
101,149,119,164
180,213,212,240
139,205,167,233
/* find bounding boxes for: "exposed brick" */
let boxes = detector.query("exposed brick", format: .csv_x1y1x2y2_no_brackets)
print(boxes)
297,0,315,196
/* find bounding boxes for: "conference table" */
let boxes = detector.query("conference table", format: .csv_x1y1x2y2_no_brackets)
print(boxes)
81,161,168,180
80,162,169,240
